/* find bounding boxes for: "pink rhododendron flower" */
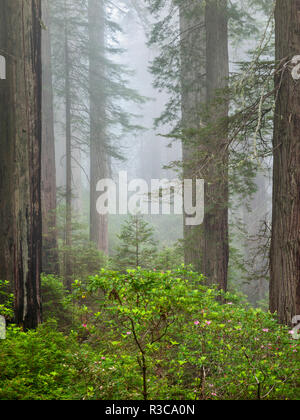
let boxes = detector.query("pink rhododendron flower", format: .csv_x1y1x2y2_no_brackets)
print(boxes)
262,329,269,332
205,321,212,326
194,321,200,325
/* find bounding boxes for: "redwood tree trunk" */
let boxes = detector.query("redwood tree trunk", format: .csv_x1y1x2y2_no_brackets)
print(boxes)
41,0,59,275
180,0,206,272
0,0,42,329
204,0,229,290
180,0,229,290
89,0,109,255
270,0,300,325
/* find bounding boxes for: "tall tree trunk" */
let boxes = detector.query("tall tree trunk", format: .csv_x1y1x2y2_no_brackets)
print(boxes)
0,0,42,329
180,0,229,290
41,0,59,275
204,0,229,290
89,0,109,255
180,0,206,273
64,0,73,289
270,0,300,325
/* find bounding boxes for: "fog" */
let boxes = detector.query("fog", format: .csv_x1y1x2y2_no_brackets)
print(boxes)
47,0,274,305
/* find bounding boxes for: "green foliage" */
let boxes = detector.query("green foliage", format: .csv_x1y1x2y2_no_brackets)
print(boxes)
41,274,73,330
72,268,299,400
109,214,183,255
59,241,109,282
0,280,13,320
146,0,276,297
113,214,157,270
154,244,184,270
50,0,146,161
0,269,298,400
0,321,114,401
56,204,109,281
0,321,78,400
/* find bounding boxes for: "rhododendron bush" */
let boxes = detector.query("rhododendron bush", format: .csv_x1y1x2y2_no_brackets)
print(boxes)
0,268,298,400
71,267,299,400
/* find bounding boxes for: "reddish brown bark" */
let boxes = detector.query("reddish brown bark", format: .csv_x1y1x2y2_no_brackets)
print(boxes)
204,0,229,291
0,0,42,329
270,0,300,325
180,0,229,290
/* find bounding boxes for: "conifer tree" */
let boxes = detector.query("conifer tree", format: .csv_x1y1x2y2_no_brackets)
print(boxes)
147,0,275,294
148,0,229,289
114,215,157,270
50,0,145,279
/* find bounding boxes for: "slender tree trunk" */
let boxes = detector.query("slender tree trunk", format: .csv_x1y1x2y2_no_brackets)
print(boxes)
180,0,206,272
88,0,109,255
0,0,42,329
270,0,300,325
180,0,229,290
41,0,59,275
242,172,269,306
64,0,73,289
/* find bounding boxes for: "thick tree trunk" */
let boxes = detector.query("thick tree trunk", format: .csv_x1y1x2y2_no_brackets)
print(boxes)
204,0,229,290
89,0,109,255
0,0,42,329
41,0,59,275
180,0,229,290
270,0,300,325
180,0,206,273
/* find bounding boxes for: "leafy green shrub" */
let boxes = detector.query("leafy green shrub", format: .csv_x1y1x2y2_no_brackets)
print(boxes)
59,242,109,282
154,244,184,270
41,274,73,330
73,267,300,400
0,280,14,320
1,269,298,400
0,321,78,400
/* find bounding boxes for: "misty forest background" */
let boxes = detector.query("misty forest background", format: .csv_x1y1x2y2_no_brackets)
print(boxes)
0,0,299,400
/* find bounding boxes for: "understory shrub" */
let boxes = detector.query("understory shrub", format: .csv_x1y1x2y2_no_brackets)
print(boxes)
72,267,300,400
0,268,298,400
